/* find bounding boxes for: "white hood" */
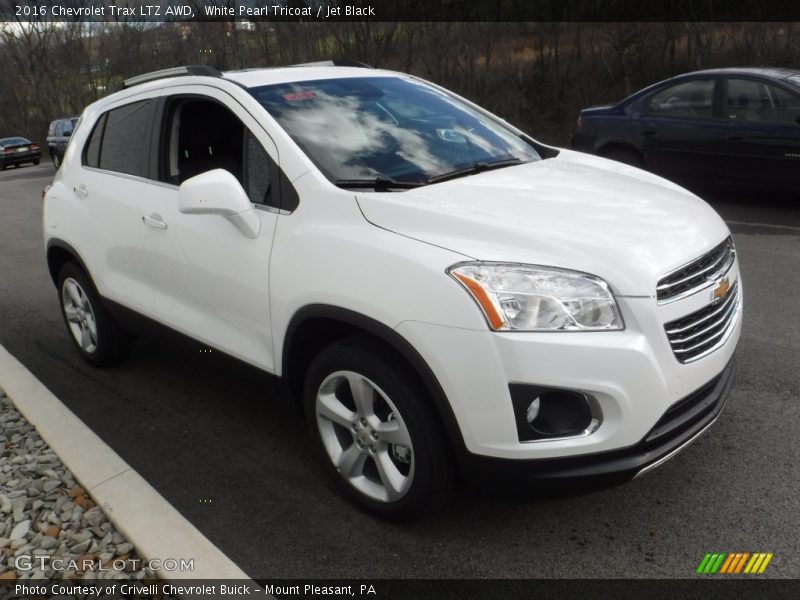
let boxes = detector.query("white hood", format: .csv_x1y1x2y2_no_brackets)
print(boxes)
356,150,730,295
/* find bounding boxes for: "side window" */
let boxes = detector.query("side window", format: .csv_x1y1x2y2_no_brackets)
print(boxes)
82,114,105,169
163,98,278,206
727,78,800,124
646,79,715,119
98,100,153,177
54,121,64,136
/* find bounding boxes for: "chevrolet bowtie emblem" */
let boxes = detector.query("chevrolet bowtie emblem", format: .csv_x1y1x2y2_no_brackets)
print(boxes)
712,277,731,301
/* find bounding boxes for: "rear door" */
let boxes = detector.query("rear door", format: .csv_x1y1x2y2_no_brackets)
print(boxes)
718,76,800,191
75,96,158,314
634,77,720,187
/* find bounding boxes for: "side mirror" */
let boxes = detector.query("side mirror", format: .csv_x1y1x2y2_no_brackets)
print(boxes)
178,169,261,239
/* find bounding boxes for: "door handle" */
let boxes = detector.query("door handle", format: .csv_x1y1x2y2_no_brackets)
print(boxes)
142,214,168,230
73,184,88,198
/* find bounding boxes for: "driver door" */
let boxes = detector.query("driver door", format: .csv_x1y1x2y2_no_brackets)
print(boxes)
138,87,282,372
634,77,721,187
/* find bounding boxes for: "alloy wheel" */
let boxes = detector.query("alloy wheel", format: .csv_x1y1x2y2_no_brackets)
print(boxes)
61,277,98,354
315,370,414,502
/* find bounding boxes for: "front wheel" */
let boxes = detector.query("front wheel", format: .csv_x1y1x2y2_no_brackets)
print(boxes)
57,262,132,366
304,336,453,520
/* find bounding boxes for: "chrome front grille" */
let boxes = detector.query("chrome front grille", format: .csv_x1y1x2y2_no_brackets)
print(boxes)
657,237,736,303
664,280,740,363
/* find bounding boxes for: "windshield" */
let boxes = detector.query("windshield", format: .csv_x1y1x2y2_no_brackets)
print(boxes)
249,76,541,185
0,137,29,146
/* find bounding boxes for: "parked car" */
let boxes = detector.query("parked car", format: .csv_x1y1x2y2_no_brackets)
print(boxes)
47,117,79,168
43,64,741,519
0,136,41,170
571,67,800,193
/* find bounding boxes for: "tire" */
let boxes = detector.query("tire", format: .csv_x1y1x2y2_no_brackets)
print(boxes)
52,153,61,169
304,335,453,520
601,147,643,168
33,160,40,166
57,262,132,367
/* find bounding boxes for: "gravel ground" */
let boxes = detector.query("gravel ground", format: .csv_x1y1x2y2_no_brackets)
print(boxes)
0,387,156,581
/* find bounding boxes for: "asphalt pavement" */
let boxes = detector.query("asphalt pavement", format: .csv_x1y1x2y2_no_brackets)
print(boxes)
1,162,798,578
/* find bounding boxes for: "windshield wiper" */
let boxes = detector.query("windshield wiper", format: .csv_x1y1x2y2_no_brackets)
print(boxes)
426,157,525,184
334,177,427,190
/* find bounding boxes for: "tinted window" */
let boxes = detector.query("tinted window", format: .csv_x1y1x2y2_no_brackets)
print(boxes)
98,100,152,177
727,78,800,124
83,114,105,169
647,79,715,119
163,99,277,206
249,76,541,183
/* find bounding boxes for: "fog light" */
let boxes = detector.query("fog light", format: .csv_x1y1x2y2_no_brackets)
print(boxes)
526,397,541,423
509,384,600,441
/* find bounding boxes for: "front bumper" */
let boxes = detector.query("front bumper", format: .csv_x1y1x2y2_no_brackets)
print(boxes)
455,358,735,485
394,258,741,482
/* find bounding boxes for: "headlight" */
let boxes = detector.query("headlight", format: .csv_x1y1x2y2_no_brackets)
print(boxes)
448,262,624,331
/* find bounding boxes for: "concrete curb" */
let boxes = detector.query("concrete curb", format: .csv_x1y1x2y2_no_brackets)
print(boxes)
0,344,249,581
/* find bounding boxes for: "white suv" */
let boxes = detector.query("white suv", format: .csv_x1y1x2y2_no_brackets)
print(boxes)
43,64,741,519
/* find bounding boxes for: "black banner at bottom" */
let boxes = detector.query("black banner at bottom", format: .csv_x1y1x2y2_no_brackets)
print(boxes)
0,579,798,600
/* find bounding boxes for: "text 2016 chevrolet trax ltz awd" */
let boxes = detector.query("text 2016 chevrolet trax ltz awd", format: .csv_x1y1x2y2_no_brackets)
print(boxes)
43,64,741,519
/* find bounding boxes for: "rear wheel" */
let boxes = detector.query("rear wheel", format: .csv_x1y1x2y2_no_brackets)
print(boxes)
304,335,453,520
57,262,132,366
52,153,61,168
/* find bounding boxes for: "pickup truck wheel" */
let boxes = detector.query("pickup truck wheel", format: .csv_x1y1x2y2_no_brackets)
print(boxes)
304,336,453,520
57,262,131,366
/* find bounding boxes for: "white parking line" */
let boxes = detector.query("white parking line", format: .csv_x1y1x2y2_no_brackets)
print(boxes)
0,344,249,581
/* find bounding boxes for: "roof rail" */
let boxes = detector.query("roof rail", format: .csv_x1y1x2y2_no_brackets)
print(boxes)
290,60,374,69
122,65,222,89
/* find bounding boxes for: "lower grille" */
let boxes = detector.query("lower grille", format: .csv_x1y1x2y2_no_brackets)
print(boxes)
644,374,723,447
664,280,739,363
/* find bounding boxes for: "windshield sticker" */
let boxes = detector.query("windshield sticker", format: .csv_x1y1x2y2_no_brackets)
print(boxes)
283,91,317,102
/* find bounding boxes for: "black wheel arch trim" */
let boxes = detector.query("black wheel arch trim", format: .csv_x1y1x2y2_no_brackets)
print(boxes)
46,238,94,286
282,304,469,462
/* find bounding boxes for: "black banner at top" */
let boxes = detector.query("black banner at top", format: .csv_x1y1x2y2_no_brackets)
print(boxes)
4,0,800,23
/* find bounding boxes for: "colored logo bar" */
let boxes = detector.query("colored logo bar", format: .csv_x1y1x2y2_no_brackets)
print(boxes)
696,552,773,574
